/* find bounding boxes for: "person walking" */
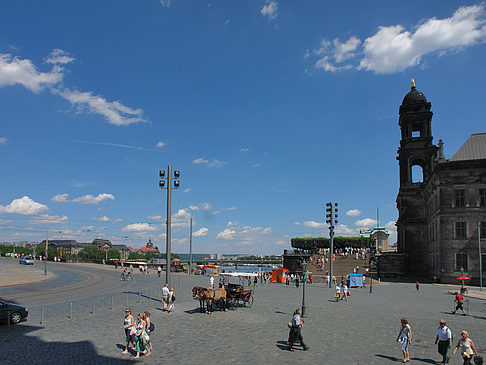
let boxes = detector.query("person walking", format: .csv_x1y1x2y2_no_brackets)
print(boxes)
209,275,214,289
122,308,136,354
453,331,478,365
416,281,420,292
157,265,162,278
396,318,412,363
168,288,175,313
335,285,341,302
287,309,309,351
143,311,153,355
162,284,170,311
134,313,148,359
452,292,467,315
435,319,452,365
341,283,348,301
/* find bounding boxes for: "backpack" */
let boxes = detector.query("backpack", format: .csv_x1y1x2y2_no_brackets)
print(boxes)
149,322,155,332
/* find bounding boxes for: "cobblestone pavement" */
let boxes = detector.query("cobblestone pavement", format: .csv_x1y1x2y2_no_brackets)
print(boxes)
0,257,55,287
1,264,485,364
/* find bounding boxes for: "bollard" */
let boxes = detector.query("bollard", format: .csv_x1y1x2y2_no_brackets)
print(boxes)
110,296,113,310
7,311,10,327
69,302,73,319
126,292,128,306
92,300,95,315
40,307,44,326
138,291,141,303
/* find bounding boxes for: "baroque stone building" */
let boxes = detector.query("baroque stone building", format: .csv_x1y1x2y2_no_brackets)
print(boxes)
392,82,486,284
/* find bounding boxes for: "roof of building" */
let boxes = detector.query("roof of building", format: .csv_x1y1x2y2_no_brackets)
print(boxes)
402,86,427,106
359,227,389,238
450,133,486,161
113,244,129,250
41,239,79,247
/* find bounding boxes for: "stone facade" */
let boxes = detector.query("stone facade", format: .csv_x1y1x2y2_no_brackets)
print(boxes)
393,83,486,284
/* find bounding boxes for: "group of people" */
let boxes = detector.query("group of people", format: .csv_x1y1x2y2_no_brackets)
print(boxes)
161,283,175,312
396,318,481,365
122,309,153,358
334,282,350,301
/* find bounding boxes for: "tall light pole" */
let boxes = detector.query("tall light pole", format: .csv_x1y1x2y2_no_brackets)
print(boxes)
479,221,482,291
301,257,308,317
159,166,180,288
189,217,193,275
44,230,48,276
326,202,338,288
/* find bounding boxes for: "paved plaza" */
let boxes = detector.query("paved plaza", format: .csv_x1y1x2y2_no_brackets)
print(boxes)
1,258,485,364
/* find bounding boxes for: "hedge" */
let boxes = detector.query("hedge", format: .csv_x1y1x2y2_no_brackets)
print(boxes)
290,236,372,250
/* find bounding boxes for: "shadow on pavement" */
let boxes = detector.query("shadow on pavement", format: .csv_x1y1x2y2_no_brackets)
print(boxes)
183,308,203,315
275,340,289,351
375,354,401,362
0,323,134,364
410,357,437,364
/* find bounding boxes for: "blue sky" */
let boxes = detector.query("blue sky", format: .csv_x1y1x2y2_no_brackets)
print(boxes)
1,1,485,254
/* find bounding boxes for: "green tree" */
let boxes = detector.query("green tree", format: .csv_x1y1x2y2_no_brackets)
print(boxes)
128,252,145,260
107,249,121,260
78,245,104,260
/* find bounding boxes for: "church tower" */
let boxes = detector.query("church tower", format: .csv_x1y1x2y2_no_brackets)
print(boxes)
396,80,438,274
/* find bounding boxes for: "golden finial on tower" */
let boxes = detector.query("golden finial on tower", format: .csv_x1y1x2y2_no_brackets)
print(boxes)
411,78,415,88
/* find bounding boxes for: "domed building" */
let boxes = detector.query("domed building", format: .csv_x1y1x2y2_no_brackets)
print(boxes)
378,81,486,284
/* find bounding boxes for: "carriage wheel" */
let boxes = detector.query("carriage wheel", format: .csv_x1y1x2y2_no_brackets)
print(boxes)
244,295,253,308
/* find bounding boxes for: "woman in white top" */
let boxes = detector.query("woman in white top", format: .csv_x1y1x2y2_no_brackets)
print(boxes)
122,309,136,354
396,317,412,363
453,331,478,365
168,288,175,312
134,314,147,359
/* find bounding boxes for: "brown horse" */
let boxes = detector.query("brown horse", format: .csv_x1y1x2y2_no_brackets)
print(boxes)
192,286,209,313
205,288,228,313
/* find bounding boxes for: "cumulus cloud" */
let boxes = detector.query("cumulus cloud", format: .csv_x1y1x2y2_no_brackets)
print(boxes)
193,227,208,237
52,193,115,204
0,196,48,215
0,54,63,93
335,224,358,236
160,0,171,7
30,214,68,225
0,137,7,144
294,220,327,229
54,88,146,126
355,218,377,228
311,4,486,74
156,141,165,148
217,222,272,241
183,188,192,193
261,1,278,20
44,49,75,65
93,216,111,222
239,147,250,152
147,215,163,221
122,223,159,232
346,209,361,217
192,157,227,168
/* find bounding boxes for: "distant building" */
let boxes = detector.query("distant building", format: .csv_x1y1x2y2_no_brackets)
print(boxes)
41,239,129,260
128,238,159,255
360,228,390,252
379,82,486,284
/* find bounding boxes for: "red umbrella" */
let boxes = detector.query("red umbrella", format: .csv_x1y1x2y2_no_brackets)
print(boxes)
457,276,470,288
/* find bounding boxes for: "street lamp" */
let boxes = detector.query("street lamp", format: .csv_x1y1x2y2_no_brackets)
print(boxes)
301,257,308,317
325,202,338,288
159,166,180,289
369,237,374,294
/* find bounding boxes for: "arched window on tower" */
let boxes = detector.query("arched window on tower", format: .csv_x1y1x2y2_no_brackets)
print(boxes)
411,165,424,183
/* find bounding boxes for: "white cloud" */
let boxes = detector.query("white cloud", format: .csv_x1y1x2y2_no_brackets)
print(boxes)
30,214,68,225
93,216,111,222
193,227,208,237
183,188,192,193
44,49,75,65
275,240,287,245
302,221,327,229
239,147,250,152
76,140,155,151
156,141,165,148
113,218,122,223
335,224,357,236
122,223,159,232
355,218,377,228
72,193,115,204
0,53,63,93
252,163,262,168
311,4,486,74
192,157,227,168
0,196,48,215
225,207,237,211
188,205,199,211
55,88,145,126
0,137,7,144
147,215,163,221
261,1,278,20
51,193,69,203
217,223,272,241
346,209,361,217
160,0,171,7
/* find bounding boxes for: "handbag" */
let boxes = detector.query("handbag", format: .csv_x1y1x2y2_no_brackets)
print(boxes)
149,322,154,332
288,322,293,328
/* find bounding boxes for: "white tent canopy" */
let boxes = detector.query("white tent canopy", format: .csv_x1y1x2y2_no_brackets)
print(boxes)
222,272,259,277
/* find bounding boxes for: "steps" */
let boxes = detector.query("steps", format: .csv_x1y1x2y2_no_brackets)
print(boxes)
306,255,369,283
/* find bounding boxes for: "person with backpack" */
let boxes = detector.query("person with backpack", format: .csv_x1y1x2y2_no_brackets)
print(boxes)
168,288,175,312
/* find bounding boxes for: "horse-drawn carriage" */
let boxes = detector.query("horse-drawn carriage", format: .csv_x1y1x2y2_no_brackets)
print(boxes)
192,272,256,313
